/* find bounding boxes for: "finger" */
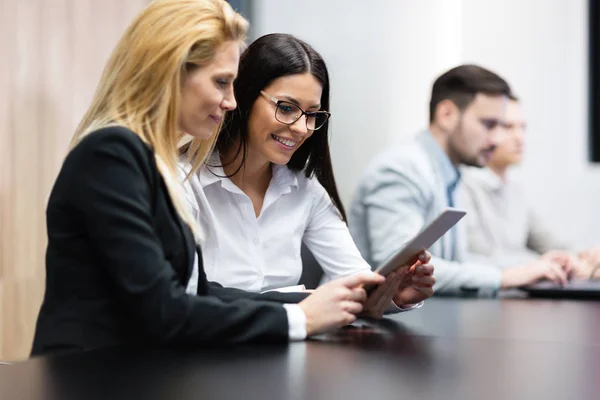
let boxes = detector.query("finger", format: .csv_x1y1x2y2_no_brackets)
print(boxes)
548,263,568,284
415,263,434,276
366,271,400,309
561,263,574,276
375,279,397,311
406,253,421,266
412,274,436,287
371,271,397,293
389,270,405,286
368,293,390,319
544,269,561,285
419,251,431,264
397,270,416,291
396,267,414,283
348,287,367,303
364,278,389,308
341,300,363,315
369,307,385,320
394,269,410,285
343,312,357,326
550,264,569,286
381,271,403,288
413,286,434,297
544,265,565,286
340,272,385,288
553,254,572,269
365,274,398,316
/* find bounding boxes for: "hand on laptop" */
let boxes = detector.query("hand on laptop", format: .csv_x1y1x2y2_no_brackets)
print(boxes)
540,249,600,281
541,250,577,276
579,246,600,268
501,259,569,288
569,257,600,281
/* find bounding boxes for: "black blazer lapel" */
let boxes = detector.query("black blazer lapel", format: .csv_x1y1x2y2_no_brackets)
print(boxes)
195,244,208,295
178,218,196,285
159,176,195,285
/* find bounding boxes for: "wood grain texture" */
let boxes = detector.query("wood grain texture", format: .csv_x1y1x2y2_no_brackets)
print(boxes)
0,0,149,361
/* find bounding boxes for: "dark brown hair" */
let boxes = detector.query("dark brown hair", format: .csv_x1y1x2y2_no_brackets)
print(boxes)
429,64,512,122
215,33,347,221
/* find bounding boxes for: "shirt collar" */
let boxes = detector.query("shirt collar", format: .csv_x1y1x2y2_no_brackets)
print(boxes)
417,130,461,192
271,164,299,191
197,156,223,188
462,166,505,192
197,153,299,193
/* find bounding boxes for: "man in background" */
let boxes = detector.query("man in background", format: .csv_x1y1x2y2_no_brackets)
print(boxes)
349,65,570,297
458,95,600,281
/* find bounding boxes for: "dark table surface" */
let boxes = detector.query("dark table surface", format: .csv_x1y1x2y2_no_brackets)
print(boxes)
1,297,599,400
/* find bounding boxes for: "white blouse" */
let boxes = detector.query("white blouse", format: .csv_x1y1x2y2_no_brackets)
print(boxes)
179,157,371,293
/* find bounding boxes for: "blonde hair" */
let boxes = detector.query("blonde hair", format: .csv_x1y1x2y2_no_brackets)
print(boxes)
69,0,248,239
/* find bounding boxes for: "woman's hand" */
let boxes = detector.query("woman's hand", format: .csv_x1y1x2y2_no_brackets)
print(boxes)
299,272,385,336
392,262,435,305
361,251,435,319
361,269,409,319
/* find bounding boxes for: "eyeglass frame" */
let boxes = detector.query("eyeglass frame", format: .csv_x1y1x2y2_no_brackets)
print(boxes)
259,90,331,131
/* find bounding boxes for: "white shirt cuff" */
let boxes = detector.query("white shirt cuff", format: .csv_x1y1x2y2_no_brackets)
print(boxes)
386,300,424,314
262,285,306,294
283,304,307,341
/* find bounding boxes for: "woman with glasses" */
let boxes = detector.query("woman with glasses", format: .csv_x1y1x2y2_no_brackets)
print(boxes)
180,34,436,317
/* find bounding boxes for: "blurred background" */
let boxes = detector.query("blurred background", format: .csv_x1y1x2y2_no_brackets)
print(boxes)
0,0,597,361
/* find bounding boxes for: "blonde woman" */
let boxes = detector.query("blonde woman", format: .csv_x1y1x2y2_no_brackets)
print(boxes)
31,0,383,357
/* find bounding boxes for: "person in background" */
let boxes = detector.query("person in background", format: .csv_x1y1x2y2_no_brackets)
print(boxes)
31,0,387,357
458,95,600,281
180,33,435,318
349,65,571,297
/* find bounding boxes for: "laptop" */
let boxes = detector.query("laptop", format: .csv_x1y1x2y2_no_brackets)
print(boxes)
520,280,600,299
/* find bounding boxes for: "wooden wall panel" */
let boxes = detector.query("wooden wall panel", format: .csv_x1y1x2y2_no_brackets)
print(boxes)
0,0,149,361
0,0,16,284
0,0,18,362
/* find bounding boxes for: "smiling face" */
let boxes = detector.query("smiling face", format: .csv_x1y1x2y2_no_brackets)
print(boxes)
178,40,240,139
246,72,323,166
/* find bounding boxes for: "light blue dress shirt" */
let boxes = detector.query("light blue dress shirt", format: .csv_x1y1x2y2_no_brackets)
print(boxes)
349,131,502,296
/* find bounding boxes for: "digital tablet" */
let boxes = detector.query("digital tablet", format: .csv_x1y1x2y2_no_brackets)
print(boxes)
367,208,466,290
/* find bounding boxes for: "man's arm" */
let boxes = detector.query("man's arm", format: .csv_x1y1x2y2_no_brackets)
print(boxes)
361,167,502,296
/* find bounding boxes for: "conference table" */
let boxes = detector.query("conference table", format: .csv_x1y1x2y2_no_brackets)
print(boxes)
1,296,599,400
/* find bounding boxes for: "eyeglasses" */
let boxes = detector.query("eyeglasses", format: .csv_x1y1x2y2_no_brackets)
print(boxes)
260,91,331,131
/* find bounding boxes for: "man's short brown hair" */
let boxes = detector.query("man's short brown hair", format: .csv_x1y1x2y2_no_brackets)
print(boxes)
429,64,512,122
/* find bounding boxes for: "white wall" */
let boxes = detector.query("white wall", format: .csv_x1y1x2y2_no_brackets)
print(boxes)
252,0,600,246
461,0,600,246
251,0,464,203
